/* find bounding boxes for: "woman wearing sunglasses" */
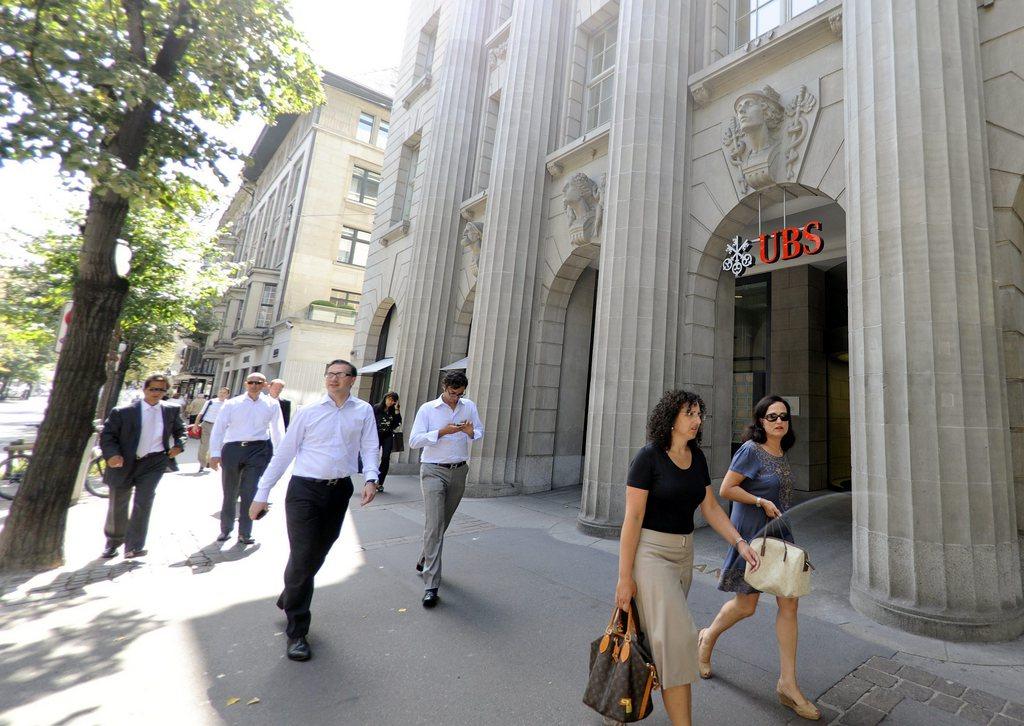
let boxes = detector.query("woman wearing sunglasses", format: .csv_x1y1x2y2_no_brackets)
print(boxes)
697,395,820,721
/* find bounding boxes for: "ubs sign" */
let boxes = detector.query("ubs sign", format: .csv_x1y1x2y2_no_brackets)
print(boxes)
722,220,824,279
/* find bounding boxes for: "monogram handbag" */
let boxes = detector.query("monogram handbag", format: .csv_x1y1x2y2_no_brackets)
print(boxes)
583,602,659,722
743,517,814,598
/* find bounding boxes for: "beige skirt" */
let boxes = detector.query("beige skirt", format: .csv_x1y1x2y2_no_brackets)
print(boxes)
633,528,699,689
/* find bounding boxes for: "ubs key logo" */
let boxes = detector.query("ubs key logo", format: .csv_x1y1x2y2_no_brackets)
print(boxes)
722,220,824,279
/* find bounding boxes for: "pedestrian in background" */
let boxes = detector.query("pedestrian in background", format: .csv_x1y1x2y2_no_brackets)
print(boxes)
196,387,229,472
99,373,186,559
185,393,207,424
250,359,379,661
210,373,284,545
372,391,401,492
615,390,759,726
409,370,484,608
268,378,292,429
698,395,819,721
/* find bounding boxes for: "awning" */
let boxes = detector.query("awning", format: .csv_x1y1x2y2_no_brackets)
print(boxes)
359,357,394,374
440,357,469,371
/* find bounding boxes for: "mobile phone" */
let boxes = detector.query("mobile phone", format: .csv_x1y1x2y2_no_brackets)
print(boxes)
255,504,271,520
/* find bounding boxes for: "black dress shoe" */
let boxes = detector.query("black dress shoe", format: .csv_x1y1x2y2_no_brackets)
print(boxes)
100,547,118,559
238,535,255,545
415,558,425,572
422,589,439,608
287,636,311,661
216,532,230,542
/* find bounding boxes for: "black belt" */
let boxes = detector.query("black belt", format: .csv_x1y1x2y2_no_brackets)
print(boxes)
135,451,167,461
429,462,466,469
294,475,352,487
226,439,269,448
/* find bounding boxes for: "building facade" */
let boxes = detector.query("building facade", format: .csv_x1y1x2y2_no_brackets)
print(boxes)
351,0,1024,641
204,73,391,407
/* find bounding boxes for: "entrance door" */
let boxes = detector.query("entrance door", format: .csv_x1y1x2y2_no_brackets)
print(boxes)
731,275,770,455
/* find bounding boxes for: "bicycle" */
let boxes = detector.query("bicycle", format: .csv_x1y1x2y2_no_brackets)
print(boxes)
0,437,109,501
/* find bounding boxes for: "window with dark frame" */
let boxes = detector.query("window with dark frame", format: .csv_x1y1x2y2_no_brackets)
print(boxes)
329,289,361,308
256,283,277,328
376,120,389,149
338,226,371,266
357,112,375,143
348,166,380,206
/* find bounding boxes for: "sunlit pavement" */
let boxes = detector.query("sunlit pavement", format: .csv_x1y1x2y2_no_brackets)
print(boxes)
1,422,1022,725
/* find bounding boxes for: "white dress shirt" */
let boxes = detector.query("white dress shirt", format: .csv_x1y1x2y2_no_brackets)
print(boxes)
209,393,285,458
409,395,484,464
255,393,380,502
199,398,224,423
136,402,165,458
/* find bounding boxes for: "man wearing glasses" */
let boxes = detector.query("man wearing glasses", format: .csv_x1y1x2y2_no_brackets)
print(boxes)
409,370,484,608
209,372,284,545
249,359,379,661
99,373,186,559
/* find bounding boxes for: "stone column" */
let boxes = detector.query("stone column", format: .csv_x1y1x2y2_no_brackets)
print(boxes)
465,0,571,495
578,0,694,536
391,0,489,451
844,0,1024,640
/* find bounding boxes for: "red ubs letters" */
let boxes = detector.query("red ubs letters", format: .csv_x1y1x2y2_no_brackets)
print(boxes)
758,220,824,264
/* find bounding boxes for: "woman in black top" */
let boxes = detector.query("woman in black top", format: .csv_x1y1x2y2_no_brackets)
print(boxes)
372,392,401,492
615,390,759,726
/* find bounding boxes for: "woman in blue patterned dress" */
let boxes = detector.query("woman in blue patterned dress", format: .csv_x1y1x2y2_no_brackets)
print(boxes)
697,395,820,721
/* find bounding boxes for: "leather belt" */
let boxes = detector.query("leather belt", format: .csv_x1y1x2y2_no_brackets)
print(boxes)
135,451,166,461
226,439,269,448
429,462,466,469
295,475,352,487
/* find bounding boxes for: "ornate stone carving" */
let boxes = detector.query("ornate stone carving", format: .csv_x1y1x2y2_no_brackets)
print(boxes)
461,221,483,276
488,41,508,70
562,173,604,246
744,28,775,52
827,9,843,37
691,82,711,107
545,160,564,177
721,84,819,194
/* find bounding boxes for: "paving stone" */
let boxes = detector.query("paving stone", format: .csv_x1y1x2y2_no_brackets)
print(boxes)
897,664,938,687
864,656,901,675
816,703,841,724
821,675,874,710
963,688,1008,712
991,715,1023,726
854,666,898,689
896,680,934,702
929,692,963,714
931,678,967,698
837,703,886,726
860,687,903,713
959,703,996,725
1003,703,1024,721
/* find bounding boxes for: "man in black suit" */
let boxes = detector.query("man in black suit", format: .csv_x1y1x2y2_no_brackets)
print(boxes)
269,378,292,429
99,373,186,559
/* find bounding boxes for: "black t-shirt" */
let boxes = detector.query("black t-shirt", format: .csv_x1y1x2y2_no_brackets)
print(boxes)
626,443,711,535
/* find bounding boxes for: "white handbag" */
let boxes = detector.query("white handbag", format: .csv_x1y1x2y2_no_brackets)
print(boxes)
743,518,814,598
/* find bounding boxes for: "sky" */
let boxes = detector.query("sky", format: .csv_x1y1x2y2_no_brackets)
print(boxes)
0,0,412,254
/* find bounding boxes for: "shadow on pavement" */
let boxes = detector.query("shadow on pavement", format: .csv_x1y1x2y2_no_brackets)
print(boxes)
169,539,262,574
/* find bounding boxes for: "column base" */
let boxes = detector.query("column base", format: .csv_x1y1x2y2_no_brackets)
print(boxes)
851,584,1024,643
576,514,620,539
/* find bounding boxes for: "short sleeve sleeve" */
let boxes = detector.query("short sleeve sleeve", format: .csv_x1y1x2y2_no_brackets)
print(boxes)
693,447,712,487
626,446,655,490
728,441,761,480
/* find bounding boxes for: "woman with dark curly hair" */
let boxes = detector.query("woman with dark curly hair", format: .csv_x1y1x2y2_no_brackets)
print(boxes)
615,390,759,726
697,395,820,721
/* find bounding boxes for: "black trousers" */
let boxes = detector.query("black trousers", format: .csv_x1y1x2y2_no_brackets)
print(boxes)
220,440,272,537
104,452,168,551
279,475,354,638
378,435,394,486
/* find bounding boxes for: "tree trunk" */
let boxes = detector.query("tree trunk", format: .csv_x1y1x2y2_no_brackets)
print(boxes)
95,329,122,421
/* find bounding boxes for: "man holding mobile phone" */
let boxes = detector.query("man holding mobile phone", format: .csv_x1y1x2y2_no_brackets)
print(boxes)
409,370,485,608
249,358,379,662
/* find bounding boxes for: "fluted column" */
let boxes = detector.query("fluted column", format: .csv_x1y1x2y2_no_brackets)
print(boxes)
845,0,1024,640
578,0,693,535
391,0,489,457
464,0,571,495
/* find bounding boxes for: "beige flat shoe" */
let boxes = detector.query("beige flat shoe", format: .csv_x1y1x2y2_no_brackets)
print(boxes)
697,628,712,679
777,690,821,721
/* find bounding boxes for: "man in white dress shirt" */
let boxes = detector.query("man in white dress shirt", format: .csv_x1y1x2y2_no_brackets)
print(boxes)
210,372,284,545
249,359,379,661
409,370,484,608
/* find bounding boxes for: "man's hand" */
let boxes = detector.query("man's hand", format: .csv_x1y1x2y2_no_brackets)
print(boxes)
168,446,183,458
209,457,221,471
107,455,124,469
438,424,462,436
249,501,269,521
361,482,377,506
459,422,475,438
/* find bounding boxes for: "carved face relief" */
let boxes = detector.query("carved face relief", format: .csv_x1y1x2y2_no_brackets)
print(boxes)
736,96,767,131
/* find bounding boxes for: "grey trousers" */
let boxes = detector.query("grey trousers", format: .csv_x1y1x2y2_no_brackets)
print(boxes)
198,421,215,466
104,453,168,552
419,462,468,590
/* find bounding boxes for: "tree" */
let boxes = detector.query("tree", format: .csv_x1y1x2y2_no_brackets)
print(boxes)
0,0,323,571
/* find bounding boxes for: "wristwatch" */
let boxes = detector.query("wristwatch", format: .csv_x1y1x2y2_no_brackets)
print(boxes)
755,496,763,508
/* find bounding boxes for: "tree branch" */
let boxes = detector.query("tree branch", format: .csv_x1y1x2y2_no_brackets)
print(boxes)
151,0,195,82
121,0,147,64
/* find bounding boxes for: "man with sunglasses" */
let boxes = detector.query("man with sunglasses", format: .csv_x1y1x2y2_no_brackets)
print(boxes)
249,359,379,661
99,373,186,559
209,372,284,545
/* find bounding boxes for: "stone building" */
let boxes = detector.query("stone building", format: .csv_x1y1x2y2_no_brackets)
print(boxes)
351,0,1024,641
203,73,391,407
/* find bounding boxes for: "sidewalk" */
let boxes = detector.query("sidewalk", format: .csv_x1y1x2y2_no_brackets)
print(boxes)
1,439,1021,725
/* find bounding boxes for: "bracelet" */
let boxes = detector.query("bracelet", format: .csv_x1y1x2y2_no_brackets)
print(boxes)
755,496,762,508
733,536,746,547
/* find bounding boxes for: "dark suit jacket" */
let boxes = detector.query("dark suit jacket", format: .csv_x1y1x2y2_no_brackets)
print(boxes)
278,398,291,429
100,400,186,485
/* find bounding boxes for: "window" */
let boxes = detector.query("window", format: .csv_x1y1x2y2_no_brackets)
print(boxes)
256,283,277,328
357,112,375,143
585,24,616,131
348,166,380,206
330,289,361,308
401,144,420,220
734,0,824,48
338,227,371,266
418,25,436,78
376,120,389,149
232,299,243,332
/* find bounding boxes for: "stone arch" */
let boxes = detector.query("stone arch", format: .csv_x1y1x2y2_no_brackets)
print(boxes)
356,297,397,400
449,282,476,364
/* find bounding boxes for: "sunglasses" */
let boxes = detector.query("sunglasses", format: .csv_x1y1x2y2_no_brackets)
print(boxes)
325,371,355,379
147,388,168,393
763,413,790,422
246,381,265,385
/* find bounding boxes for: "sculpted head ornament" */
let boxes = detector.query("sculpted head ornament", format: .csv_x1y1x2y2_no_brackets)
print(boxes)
562,173,604,247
